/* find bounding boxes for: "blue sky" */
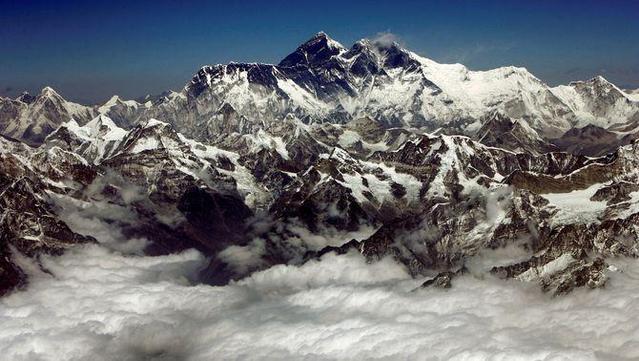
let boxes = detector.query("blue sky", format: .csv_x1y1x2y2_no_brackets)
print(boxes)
1,0,637,103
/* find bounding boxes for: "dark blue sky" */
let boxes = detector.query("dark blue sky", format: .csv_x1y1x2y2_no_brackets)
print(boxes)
1,0,638,104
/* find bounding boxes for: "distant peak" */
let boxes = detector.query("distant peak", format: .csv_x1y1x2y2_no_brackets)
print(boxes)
590,75,616,86
301,31,344,49
570,75,616,89
279,32,345,67
346,36,414,65
371,38,400,50
87,114,116,128
571,75,612,87
103,95,123,107
348,39,374,53
16,91,36,104
135,90,175,104
40,86,60,97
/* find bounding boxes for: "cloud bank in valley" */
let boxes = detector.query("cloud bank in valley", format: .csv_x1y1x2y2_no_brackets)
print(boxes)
1,242,639,361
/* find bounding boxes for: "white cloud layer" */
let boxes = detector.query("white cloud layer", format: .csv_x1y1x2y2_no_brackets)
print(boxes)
1,244,639,360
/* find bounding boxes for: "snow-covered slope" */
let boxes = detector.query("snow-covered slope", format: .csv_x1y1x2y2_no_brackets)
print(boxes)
96,95,149,128
44,115,128,164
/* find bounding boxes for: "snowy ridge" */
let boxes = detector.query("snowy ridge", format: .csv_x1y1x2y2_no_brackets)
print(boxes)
138,32,638,144
45,115,128,164
0,87,96,144
551,76,639,129
3,33,638,152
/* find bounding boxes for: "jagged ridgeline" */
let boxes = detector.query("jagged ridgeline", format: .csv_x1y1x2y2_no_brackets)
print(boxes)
1,33,639,295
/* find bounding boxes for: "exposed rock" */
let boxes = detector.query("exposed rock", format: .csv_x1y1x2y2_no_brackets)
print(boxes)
477,112,559,155
0,151,95,295
591,180,639,205
419,267,468,289
551,124,623,156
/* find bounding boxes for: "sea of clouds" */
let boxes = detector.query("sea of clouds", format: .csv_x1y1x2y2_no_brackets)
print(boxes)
1,191,638,361
2,239,639,361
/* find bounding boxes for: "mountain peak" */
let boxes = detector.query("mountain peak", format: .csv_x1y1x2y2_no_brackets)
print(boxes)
40,86,59,97
279,32,346,68
309,31,342,47
106,95,121,104
86,115,127,138
569,75,623,98
16,91,36,104
370,38,400,51
135,90,176,105
97,95,126,113
313,31,328,39
570,75,613,88
343,36,418,71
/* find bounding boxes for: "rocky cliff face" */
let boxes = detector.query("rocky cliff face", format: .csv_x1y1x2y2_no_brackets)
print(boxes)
0,135,95,295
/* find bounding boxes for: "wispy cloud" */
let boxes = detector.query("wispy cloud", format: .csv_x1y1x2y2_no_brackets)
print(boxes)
370,31,404,47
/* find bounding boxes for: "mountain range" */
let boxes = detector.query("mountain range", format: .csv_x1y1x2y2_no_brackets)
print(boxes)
3,32,639,154
2,32,639,296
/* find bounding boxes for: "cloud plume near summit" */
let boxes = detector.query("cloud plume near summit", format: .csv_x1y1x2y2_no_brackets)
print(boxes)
370,31,403,48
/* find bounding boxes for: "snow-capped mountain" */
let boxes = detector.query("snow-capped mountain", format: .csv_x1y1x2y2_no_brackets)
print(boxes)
97,95,150,128
2,33,638,156
44,114,128,164
551,76,639,129
2,33,639,300
0,88,150,144
142,32,638,144
0,87,95,144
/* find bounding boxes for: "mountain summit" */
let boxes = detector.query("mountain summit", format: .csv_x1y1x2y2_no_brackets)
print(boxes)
279,32,347,68
1,32,638,153
138,32,638,147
